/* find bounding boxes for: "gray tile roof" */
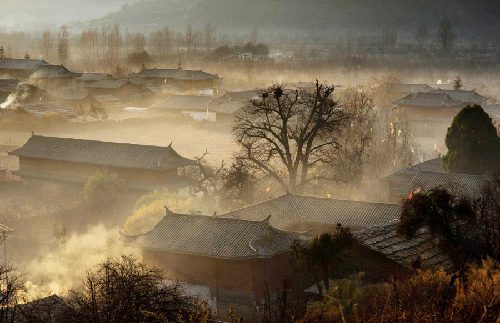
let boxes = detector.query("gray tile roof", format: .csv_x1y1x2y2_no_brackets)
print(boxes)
9,135,196,171
209,91,259,113
130,212,307,259
383,158,445,183
354,223,452,271
0,79,19,93
134,68,219,80
428,89,486,105
94,94,121,103
84,79,138,90
221,194,401,230
400,171,489,199
78,73,112,82
386,83,434,94
31,65,81,79
393,92,466,108
152,95,212,112
0,58,48,71
16,103,77,119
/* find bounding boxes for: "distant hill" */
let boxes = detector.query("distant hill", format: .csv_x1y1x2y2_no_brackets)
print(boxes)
84,0,500,40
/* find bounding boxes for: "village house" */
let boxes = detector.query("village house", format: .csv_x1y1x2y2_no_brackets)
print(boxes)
151,95,215,121
383,82,435,103
29,64,81,89
123,210,307,320
9,135,197,191
220,193,401,234
0,79,19,103
382,158,445,203
353,222,452,275
83,79,144,102
0,58,48,79
76,72,113,85
208,90,259,121
130,67,220,92
393,88,488,136
387,170,490,202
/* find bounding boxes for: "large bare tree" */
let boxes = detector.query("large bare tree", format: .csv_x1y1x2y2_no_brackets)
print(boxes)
233,82,348,194
57,25,70,66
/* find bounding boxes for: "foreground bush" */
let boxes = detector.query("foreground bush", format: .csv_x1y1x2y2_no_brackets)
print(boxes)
301,260,500,323
63,256,208,322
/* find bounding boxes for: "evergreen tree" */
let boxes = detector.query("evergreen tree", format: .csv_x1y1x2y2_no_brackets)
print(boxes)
443,105,500,174
453,75,463,90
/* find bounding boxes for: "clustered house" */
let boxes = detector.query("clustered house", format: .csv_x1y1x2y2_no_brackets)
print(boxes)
392,88,487,137
220,193,402,234
122,208,308,320
130,67,221,94
9,135,197,192
0,58,49,79
381,157,490,202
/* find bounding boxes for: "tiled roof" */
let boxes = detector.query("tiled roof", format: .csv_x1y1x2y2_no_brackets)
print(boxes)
16,103,77,118
428,89,486,104
354,223,452,271
84,79,138,89
129,211,307,259
134,68,219,80
393,92,466,108
209,91,259,113
221,194,401,230
94,94,121,103
0,58,48,71
386,83,434,94
53,87,89,101
152,95,212,111
78,73,112,82
0,79,19,93
383,158,445,183
400,171,489,199
9,135,196,171
30,65,80,79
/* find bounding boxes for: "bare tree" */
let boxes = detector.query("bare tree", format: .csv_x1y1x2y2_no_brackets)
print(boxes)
79,28,98,70
57,25,70,65
415,23,429,49
185,24,194,54
40,30,53,61
149,27,172,58
233,82,349,194
63,256,209,322
204,23,216,51
437,18,455,51
326,87,376,195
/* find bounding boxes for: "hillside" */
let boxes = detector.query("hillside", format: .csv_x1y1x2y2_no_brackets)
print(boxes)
84,0,500,40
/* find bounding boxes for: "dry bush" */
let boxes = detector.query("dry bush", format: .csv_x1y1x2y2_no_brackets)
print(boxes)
301,260,500,323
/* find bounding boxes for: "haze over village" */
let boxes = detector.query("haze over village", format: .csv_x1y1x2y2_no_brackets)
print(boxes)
0,1,499,322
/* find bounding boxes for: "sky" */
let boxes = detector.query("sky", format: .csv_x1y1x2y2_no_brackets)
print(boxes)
0,0,134,31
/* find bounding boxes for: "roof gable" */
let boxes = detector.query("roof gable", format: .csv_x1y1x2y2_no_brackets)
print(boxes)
9,135,196,170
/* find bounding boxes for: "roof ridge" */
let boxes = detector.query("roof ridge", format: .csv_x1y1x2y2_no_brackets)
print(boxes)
26,135,178,150
289,193,401,207
419,170,487,178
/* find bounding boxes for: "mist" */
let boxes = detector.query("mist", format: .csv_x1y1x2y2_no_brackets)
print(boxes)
0,1,499,321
